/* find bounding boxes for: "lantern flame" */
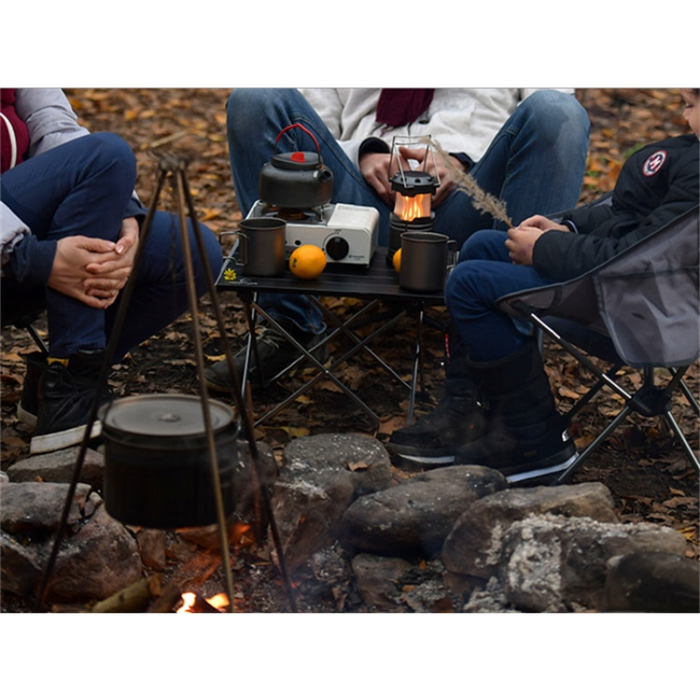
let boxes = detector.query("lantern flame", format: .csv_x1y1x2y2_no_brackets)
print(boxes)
394,192,432,221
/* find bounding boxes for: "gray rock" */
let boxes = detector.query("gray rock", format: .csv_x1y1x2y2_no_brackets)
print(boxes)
1,481,94,535
0,530,43,597
295,544,358,612
604,550,700,613
233,440,279,524
270,433,394,573
46,501,142,603
442,482,618,578
340,465,508,556
1,481,142,604
500,514,689,612
351,552,413,608
135,528,167,571
281,433,393,498
270,474,354,574
6,446,105,489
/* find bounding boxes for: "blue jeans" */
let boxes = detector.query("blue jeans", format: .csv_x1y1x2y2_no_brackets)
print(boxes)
226,88,590,334
445,230,558,363
1,133,223,360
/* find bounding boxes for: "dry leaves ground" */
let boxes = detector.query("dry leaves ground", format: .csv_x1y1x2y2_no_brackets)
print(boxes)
1,89,698,612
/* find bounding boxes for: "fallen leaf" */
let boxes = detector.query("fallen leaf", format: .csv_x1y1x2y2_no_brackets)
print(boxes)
346,460,370,472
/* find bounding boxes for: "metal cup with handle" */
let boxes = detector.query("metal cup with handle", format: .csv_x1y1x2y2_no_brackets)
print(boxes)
238,217,287,277
399,232,456,292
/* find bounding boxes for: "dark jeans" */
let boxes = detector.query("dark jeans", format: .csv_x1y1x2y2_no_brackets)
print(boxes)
445,230,558,363
226,88,590,334
1,133,223,360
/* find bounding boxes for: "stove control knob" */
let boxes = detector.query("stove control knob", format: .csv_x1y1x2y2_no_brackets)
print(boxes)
325,236,349,261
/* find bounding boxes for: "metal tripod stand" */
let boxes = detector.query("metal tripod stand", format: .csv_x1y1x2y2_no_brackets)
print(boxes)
36,153,297,613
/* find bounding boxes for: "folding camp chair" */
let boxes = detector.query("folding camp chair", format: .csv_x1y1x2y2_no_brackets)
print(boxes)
1,278,49,355
497,205,700,485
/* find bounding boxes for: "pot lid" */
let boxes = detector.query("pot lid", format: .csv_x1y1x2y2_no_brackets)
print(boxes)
102,394,234,437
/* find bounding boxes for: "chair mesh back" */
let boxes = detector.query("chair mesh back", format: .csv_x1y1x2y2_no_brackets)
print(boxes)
594,207,699,367
498,206,700,368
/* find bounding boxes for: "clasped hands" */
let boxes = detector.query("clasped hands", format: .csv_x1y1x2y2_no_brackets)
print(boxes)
48,217,139,309
505,215,569,266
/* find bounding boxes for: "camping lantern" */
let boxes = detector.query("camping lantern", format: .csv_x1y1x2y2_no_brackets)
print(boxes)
387,136,440,264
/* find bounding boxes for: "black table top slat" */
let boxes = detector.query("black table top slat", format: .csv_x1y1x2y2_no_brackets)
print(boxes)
215,246,445,302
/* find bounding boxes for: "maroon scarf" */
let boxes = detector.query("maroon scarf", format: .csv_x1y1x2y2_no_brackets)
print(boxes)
1,89,30,173
376,89,435,127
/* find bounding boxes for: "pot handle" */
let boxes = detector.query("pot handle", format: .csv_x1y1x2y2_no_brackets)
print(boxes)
446,238,458,278
237,232,248,266
274,123,322,155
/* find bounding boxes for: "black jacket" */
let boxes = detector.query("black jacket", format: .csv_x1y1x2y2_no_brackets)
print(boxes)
533,133,699,281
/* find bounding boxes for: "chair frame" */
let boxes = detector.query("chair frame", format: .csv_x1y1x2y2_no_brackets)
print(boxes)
530,314,699,484
498,205,700,485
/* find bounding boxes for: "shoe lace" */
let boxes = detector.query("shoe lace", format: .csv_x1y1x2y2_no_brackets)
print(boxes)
255,326,286,354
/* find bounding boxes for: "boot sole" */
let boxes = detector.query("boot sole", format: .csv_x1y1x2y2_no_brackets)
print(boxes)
503,451,579,484
386,444,457,468
17,404,38,430
30,421,102,455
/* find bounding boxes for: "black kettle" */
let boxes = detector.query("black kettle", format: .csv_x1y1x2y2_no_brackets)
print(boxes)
259,123,334,209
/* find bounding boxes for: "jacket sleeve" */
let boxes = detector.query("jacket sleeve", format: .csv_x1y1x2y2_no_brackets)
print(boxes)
5,90,145,252
1,203,31,266
15,88,89,157
533,157,699,281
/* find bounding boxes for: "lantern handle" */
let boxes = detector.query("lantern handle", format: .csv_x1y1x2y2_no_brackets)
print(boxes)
388,135,441,188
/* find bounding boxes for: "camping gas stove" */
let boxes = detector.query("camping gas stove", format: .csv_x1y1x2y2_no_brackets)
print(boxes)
247,200,380,267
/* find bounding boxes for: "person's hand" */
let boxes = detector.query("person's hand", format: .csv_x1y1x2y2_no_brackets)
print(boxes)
505,226,545,266
359,152,406,206
49,236,122,308
516,214,569,233
49,219,140,308
83,217,140,301
505,215,569,265
398,146,465,207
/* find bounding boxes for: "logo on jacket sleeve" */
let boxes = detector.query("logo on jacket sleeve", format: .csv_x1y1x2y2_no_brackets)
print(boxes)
642,150,667,177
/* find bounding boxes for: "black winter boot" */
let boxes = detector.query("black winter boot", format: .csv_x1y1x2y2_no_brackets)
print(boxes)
30,349,113,455
386,324,488,468
17,351,48,429
454,342,577,484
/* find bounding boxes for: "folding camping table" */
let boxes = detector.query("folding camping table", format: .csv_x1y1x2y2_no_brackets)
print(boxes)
215,245,446,427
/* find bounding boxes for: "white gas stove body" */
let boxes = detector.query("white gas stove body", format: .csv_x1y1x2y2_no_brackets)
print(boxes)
248,201,380,266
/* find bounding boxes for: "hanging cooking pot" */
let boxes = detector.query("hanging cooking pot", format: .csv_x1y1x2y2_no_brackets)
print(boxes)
259,123,334,209
101,394,240,530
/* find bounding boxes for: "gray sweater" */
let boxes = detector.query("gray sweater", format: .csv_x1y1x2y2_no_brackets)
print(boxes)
1,88,143,285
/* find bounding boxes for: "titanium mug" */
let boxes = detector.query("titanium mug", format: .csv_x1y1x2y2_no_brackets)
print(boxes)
398,232,456,292
238,217,287,277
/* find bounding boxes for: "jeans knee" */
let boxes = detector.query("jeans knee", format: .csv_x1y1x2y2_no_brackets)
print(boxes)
85,132,137,184
199,224,224,274
520,91,590,148
459,229,507,262
227,88,297,136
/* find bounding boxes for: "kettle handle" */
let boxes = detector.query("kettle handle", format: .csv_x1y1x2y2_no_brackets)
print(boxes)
275,123,321,154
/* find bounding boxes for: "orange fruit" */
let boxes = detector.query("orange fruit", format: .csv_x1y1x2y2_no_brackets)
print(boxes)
392,248,401,273
289,244,327,279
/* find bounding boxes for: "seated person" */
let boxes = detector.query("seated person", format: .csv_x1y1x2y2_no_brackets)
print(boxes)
205,88,590,391
1,88,223,454
387,89,700,483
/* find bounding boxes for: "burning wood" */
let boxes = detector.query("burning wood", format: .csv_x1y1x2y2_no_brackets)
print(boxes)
177,591,231,613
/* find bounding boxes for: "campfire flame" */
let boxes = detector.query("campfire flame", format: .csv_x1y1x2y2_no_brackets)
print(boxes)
177,591,231,613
